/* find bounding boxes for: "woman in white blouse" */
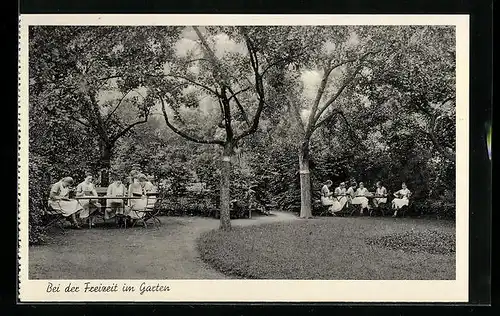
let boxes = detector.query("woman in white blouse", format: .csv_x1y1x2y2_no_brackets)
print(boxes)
48,177,83,228
373,181,388,208
75,175,101,226
330,182,348,214
126,173,156,222
320,180,335,212
392,182,411,217
351,182,371,214
105,174,128,220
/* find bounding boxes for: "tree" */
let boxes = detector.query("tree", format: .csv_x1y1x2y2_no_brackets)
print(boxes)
361,26,456,162
278,26,397,218
29,26,180,185
148,26,311,230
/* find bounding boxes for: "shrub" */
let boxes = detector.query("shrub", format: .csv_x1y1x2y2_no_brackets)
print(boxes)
28,157,49,245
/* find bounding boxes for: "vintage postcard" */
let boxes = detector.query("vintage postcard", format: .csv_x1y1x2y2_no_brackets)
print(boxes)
18,14,469,302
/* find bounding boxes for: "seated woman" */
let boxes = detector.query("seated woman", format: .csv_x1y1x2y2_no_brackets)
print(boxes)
105,174,128,221
391,182,411,217
126,173,156,223
75,175,101,226
48,177,83,229
330,182,348,214
346,182,357,205
145,174,159,209
350,182,371,214
320,180,335,213
373,181,388,208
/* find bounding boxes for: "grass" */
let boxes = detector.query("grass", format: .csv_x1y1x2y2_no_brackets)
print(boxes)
197,216,456,280
29,216,228,279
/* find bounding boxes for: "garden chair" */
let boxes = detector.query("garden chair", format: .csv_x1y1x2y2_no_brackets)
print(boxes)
392,192,413,218
132,191,164,228
42,202,67,231
369,192,391,217
370,202,390,216
85,186,109,227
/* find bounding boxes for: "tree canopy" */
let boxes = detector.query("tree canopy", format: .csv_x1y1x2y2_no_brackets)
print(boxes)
28,25,456,242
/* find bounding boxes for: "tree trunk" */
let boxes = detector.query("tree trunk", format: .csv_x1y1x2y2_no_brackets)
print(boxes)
219,143,232,230
99,143,112,187
299,142,313,219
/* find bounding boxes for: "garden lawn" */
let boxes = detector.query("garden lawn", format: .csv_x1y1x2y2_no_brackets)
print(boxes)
29,216,228,279
197,216,456,280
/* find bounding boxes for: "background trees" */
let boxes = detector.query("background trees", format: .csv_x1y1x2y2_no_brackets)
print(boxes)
29,26,180,185
28,25,456,243
148,26,314,229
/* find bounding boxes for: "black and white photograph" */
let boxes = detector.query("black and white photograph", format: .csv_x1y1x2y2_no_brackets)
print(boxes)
18,14,469,302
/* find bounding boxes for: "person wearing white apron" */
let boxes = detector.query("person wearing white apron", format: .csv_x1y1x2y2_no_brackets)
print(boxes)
126,173,156,221
47,177,83,228
392,182,411,216
351,182,371,214
330,182,348,214
373,181,388,208
346,182,357,208
75,175,101,225
105,176,128,220
320,180,335,213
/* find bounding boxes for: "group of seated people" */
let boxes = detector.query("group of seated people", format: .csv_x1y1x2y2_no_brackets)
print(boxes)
47,170,158,229
320,180,411,217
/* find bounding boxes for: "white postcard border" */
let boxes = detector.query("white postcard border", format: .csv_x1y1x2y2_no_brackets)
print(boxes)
18,14,469,302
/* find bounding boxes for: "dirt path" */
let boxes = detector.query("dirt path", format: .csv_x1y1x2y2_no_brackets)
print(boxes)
29,212,299,279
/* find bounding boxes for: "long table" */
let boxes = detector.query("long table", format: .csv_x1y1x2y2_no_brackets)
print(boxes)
74,196,142,228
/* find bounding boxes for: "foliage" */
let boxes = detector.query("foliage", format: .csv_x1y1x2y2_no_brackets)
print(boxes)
29,87,101,244
28,25,457,241
29,26,181,174
28,156,48,245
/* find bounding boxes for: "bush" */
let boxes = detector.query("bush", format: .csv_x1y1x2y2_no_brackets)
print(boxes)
28,157,50,245
159,194,217,217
